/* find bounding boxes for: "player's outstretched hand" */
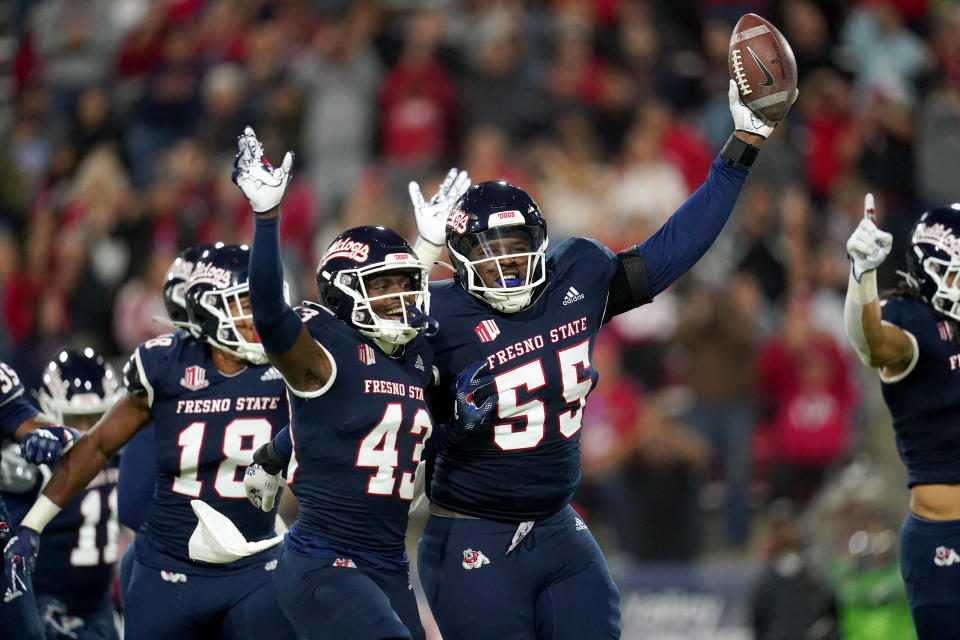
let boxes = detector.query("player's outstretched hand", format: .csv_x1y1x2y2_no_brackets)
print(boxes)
847,193,893,282
244,463,282,512
231,126,294,213
3,525,39,600
19,426,80,466
409,168,471,246
451,361,498,439
728,79,795,140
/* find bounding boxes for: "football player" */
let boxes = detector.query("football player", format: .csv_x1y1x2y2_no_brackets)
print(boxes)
115,244,212,604
845,198,960,638
233,127,475,640
0,359,75,639
398,80,790,639
3,349,124,639
4,245,298,640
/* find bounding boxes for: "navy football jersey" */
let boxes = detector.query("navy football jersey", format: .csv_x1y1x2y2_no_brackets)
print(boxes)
0,360,38,440
880,297,960,487
427,238,619,520
30,458,119,613
285,303,434,561
129,332,288,565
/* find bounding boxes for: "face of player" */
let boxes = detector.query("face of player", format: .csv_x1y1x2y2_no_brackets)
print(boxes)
227,295,259,343
467,237,532,288
364,273,418,321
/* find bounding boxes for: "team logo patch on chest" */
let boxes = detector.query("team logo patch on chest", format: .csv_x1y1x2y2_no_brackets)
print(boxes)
358,344,377,365
475,319,501,343
461,549,490,569
180,366,209,391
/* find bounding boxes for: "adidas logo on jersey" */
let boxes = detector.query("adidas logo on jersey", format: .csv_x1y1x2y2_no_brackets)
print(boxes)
935,546,960,567
574,517,588,531
264,559,278,571
562,286,585,305
260,367,282,381
160,570,188,583
414,355,425,371
461,549,490,570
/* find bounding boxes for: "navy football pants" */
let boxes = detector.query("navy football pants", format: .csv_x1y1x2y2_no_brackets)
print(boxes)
122,548,297,640
901,514,960,639
274,546,425,640
418,504,621,640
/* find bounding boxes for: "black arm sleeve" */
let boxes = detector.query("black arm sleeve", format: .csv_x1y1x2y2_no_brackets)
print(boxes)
603,246,653,323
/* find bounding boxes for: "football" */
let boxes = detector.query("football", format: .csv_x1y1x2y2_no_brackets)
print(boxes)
728,13,798,122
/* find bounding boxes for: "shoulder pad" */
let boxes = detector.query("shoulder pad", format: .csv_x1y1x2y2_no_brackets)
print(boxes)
0,361,26,409
123,351,150,399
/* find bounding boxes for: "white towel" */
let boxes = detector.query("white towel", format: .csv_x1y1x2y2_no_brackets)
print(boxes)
188,499,284,564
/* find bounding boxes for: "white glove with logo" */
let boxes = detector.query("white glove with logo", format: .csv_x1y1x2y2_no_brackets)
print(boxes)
243,463,282,512
728,79,794,139
409,168,472,246
846,194,893,282
232,126,294,213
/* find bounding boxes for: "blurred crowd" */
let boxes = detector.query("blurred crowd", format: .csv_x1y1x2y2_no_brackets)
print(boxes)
1,0,958,596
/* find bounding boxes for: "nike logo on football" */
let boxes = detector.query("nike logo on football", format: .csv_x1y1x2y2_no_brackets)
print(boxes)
748,47,775,87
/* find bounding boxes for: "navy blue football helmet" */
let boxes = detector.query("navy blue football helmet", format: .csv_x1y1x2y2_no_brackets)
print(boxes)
316,226,431,348
906,204,960,321
185,244,277,365
164,243,216,336
445,181,548,313
36,348,122,427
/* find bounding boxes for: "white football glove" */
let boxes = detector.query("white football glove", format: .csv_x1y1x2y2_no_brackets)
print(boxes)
728,79,788,140
232,126,294,213
243,463,282,512
846,194,893,282
409,168,472,246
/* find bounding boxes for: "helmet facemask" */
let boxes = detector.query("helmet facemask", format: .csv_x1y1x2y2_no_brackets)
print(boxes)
328,258,431,348
197,281,289,365
448,225,548,313
920,251,960,321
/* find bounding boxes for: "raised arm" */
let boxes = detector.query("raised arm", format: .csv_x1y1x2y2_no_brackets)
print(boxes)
844,194,915,374
232,126,332,393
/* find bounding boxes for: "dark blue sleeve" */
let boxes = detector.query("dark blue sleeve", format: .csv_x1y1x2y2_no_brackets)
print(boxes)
636,155,749,297
250,215,304,354
0,361,38,438
117,425,156,530
0,397,38,440
273,423,292,461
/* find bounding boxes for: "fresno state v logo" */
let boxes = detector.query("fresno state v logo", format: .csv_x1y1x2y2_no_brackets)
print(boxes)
323,238,370,264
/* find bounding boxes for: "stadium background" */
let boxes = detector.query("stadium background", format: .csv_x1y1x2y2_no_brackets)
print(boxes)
2,0,958,637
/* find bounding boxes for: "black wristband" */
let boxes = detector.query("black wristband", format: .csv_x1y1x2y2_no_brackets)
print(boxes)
721,134,760,171
252,441,287,476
